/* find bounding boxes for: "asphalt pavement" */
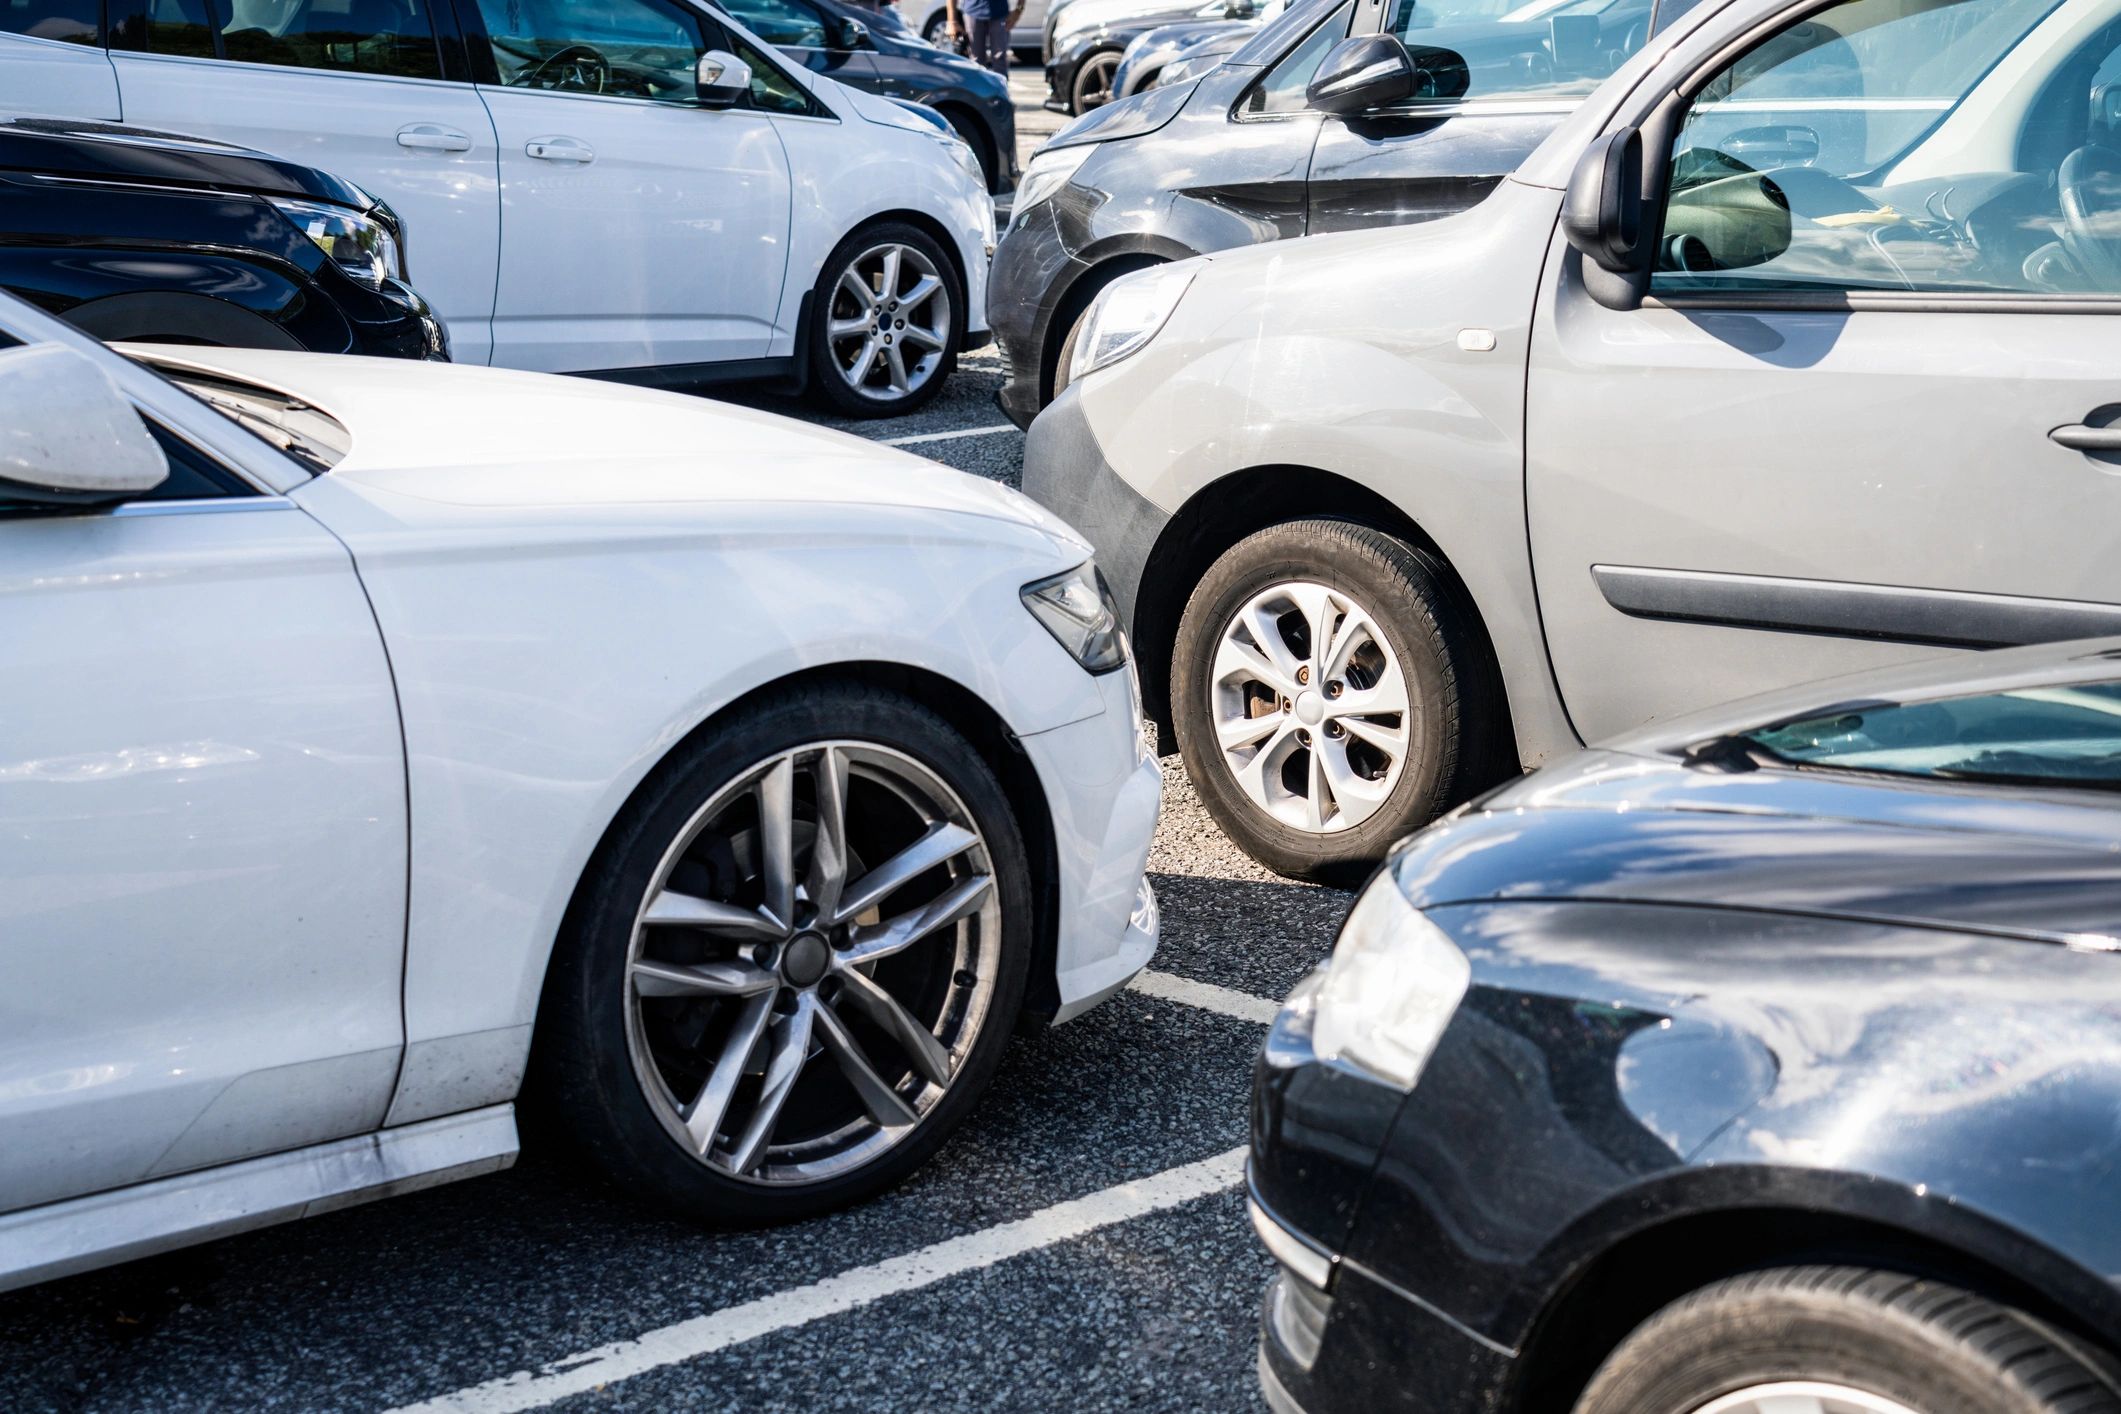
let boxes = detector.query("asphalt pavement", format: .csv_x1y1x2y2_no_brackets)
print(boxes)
0,68,1359,1414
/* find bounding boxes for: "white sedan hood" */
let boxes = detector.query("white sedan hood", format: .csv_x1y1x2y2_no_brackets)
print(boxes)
132,347,1076,539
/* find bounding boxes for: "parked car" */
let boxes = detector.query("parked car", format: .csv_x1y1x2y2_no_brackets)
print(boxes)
1,0,995,416
1021,0,2121,882
717,0,1019,192
0,289,1161,1290
1252,638,2121,1414
0,117,446,360
993,0,1679,426
1110,8,1271,99
1043,0,1240,111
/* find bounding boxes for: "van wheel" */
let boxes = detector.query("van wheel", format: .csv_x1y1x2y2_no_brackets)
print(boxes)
807,221,962,419
1575,1267,2121,1414
1170,519,1500,887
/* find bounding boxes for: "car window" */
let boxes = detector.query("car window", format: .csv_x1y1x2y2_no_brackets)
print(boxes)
1,0,101,43
470,0,712,102
1741,683,2121,790
1381,0,1655,103
211,0,442,77
720,0,829,47
140,0,219,55
1651,0,2121,297
1237,0,1350,114
712,22,818,111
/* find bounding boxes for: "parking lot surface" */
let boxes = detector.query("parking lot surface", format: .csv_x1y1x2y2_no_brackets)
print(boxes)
0,72,1358,1412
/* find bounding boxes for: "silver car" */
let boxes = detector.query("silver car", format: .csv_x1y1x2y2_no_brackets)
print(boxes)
1022,0,2121,883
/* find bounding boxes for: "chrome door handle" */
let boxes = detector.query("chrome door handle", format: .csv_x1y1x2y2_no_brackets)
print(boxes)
2050,422,2121,452
525,136,595,163
396,123,473,152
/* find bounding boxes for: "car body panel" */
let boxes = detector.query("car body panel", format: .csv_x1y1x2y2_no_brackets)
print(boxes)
0,30,120,120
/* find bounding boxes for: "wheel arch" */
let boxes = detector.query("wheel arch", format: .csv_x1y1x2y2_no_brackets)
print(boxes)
927,101,1000,189
1038,244,1185,404
1130,464,1518,770
61,289,312,351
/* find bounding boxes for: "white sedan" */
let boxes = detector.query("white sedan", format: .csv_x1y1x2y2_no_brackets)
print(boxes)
0,292,1160,1288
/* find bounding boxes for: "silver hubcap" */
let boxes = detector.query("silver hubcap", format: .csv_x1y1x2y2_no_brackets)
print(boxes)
1210,579,1410,834
826,242,952,402
1690,1384,1924,1414
623,742,1000,1186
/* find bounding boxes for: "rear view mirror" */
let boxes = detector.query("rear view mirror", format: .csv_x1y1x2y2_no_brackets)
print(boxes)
1721,123,1820,169
1306,35,1467,115
1561,126,1651,309
697,49,754,109
0,343,167,509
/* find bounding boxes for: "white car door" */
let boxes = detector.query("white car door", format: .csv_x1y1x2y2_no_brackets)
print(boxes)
0,332,408,1214
0,8,119,117
459,0,795,373
107,0,504,364
1527,0,2121,743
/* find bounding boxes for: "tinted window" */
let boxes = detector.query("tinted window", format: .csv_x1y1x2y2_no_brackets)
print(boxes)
1744,684,2121,790
471,0,713,103
1238,0,1349,114
1,0,101,43
144,0,217,55
721,0,828,47
215,0,442,77
1382,0,1655,102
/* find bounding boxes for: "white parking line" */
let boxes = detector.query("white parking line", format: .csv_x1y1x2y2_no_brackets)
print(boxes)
384,1146,1248,1414
1130,969,1283,1026
881,423,1019,447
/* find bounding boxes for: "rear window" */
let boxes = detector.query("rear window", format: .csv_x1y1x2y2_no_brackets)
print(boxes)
1743,684,2121,791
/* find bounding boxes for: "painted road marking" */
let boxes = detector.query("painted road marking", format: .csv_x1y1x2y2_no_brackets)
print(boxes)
881,424,1019,447
1130,970,1283,1026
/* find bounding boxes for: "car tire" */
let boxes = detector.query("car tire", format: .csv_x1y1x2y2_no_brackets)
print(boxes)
1071,49,1120,111
1170,519,1501,886
807,221,963,419
533,680,1034,1224
1575,1266,2121,1414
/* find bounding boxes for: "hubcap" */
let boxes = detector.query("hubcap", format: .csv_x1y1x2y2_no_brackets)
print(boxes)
623,743,1000,1186
1209,579,1411,834
825,242,952,402
1689,1383,1925,1414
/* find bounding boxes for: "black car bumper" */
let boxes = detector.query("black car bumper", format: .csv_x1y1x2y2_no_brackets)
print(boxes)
350,274,451,360
990,194,1092,429
1019,384,1168,633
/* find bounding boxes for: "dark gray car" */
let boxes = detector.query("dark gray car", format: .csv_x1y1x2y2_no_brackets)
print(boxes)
989,0,1685,426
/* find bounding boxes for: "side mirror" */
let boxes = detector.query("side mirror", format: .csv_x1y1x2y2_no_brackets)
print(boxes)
697,49,754,109
1561,126,1652,309
833,15,872,48
1721,123,1819,169
1307,36,1465,115
1222,0,1254,17
0,343,168,509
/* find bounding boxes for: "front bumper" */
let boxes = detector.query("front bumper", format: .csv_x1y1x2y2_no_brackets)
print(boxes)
1019,384,1170,638
347,274,451,361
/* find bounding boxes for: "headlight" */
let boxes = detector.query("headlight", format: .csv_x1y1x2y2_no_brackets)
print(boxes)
1310,877,1470,1089
271,197,401,289
1068,262,1196,382
1010,144,1094,229
935,129,985,187
1021,562,1128,673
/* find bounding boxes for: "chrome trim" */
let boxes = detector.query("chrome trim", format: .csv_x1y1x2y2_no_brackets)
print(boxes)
0,1106,518,1293
1247,1191,1336,1290
110,496,294,517
1593,565,2121,650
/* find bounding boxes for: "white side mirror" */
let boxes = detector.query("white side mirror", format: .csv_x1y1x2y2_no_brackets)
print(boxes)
697,50,754,110
0,343,168,508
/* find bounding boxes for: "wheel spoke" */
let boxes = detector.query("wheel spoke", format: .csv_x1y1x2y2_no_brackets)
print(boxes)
898,274,941,312
880,245,903,299
1319,602,1374,683
1213,632,1297,699
1232,720,1299,810
837,871,992,968
1214,709,1282,753
805,746,850,924
1303,744,1332,832
1339,671,1409,716
1284,583,1336,679
815,1002,919,1128
681,990,773,1156
630,957,777,998
836,967,953,1088
643,889,781,941
1336,713,1406,755
727,992,816,1176
884,342,910,393
847,337,881,386
1245,603,1308,685
1315,737,1392,827
757,755,796,933
901,322,945,351
837,269,876,312
827,315,870,340
835,819,978,926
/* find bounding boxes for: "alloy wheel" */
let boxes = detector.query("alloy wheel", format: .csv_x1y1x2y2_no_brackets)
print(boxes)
824,242,952,403
622,742,1000,1186
1210,579,1410,834
1075,51,1119,110
1690,1385,1924,1414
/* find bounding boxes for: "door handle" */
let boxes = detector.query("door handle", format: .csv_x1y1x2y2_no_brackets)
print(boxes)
525,136,595,163
2050,422,2121,452
396,123,474,152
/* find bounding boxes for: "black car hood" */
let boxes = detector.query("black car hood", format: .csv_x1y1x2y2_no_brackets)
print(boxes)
0,118,374,209
1392,751,2121,946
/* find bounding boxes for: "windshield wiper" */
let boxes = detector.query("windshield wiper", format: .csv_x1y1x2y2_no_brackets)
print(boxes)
188,389,334,472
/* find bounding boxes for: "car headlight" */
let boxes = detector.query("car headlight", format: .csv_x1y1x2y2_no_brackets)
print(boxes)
1068,262,1196,382
935,129,985,187
1011,144,1094,229
1021,562,1128,673
1310,877,1470,1089
270,197,401,289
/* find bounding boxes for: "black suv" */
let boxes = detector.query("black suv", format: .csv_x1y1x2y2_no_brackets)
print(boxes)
0,118,447,358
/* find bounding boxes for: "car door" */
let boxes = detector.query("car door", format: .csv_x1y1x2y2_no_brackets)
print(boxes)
722,0,876,83
104,0,503,364
1305,0,1663,234
1526,0,2121,744
0,6,120,117
0,335,408,1214
461,0,795,373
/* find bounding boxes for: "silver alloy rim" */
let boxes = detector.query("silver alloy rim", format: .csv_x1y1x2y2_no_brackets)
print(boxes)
622,742,1000,1186
825,242,952,402
1077,53,1118,109
1689,1383,1925,1414
1209,579,1410,834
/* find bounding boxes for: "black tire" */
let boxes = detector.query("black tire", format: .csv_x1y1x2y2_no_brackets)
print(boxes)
532,681,1033,1224
1071,49,1119,112
805,220,963,419
1576,1267,2121,1414
1170,519,1501,887
921,10,947,41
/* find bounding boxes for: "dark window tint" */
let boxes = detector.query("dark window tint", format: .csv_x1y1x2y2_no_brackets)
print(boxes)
145,0,215,54
218,0,441,78
1744,684,2121,790
1,0,101,43
721,0,828,48
140,421,255,499
471,0,709,103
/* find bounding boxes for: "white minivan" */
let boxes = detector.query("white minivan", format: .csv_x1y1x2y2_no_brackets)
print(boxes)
1,0,995,415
